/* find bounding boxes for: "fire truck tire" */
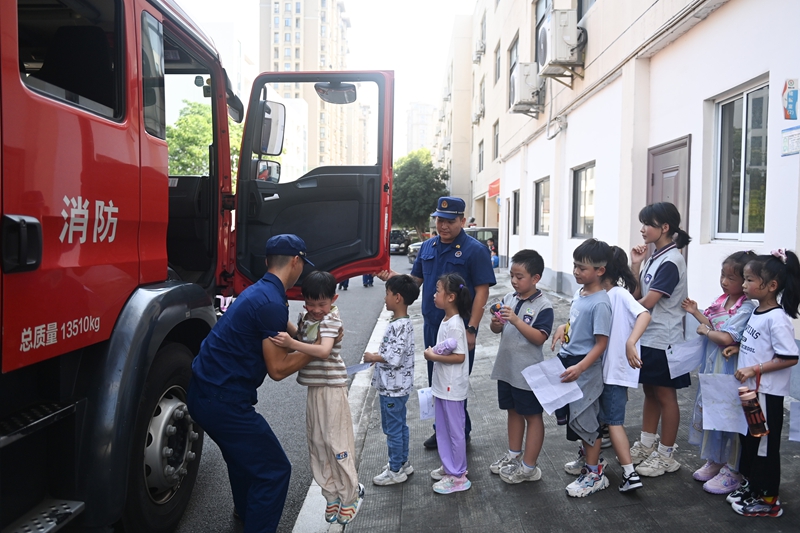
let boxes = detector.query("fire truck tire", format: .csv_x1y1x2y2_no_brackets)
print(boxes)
121,343,204,533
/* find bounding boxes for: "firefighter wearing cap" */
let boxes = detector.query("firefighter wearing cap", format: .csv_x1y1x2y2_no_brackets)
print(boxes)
378,196,496,447
188,234,315,533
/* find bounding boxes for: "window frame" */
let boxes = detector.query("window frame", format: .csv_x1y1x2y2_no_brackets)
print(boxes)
512,189,520,235
713,82,769,242
534,177,550,236
494,43,501,84
478,140,484,173
572,163,595,238
508,37,518,109
492,120,499,160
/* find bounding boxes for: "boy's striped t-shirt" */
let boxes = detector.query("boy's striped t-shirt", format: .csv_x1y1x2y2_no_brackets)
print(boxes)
296,306,347,387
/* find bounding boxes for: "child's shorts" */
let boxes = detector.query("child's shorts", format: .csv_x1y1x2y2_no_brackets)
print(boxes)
638,346,691,389
497,380,544,416
598,384,628,426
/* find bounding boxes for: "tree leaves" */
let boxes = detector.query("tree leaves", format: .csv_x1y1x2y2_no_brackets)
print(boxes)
392,148,449,237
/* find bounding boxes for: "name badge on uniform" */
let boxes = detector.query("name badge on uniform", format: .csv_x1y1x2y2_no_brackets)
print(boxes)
523,314,533,324
644,273,652,284
455,251,462,257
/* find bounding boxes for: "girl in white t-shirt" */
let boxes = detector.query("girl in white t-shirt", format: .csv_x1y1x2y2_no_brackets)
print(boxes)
727,250,800,518
682,251,756,495
597,246,651,492
424,273,472,494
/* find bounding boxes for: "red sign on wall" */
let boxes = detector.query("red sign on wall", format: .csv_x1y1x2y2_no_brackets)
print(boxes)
488,179,500,198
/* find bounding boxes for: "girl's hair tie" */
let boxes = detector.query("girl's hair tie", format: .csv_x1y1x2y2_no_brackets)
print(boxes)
459,284,464,289
771,248,787,264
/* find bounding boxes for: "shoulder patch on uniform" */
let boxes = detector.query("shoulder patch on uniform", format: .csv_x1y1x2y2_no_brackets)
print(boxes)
335,451,349,460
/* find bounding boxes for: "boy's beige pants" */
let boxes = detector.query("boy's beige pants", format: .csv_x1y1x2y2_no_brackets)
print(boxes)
306,386,360,504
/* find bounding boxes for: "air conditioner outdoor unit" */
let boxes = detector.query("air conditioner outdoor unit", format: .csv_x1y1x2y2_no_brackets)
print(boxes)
472,104,485,124
443,87,451,102
473,40,486,64
537,8,583,77
510,62,543,114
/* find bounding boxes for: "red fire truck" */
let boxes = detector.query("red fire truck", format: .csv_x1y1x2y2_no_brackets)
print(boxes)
1,0,393,531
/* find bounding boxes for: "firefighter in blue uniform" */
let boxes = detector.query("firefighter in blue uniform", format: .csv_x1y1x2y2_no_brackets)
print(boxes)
378,196,496,447
187,234,314,533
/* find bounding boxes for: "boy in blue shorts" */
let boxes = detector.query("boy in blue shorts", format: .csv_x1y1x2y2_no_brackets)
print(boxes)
488,249,554,483
551,239,612,497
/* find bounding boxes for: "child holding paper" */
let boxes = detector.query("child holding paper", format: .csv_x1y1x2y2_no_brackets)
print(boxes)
682,251,756,494
363,275,420,486
595,246,651,492
487,250,554,484
551,239,612,497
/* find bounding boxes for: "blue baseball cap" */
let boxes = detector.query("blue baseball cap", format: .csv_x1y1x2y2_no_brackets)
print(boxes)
265,234,314,265
431,196,465,219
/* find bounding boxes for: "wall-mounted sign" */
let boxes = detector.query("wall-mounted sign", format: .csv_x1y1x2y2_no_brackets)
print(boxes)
488,179,500,197
781,125,800,156
783,79,797,120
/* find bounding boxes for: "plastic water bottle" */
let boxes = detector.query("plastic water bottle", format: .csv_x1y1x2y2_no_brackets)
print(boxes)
739,389,769,438
433,338,458,355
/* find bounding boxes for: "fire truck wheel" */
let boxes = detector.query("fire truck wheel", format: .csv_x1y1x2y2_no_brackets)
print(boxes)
122,343,204,533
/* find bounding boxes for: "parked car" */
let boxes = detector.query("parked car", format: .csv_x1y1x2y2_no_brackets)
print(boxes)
407,241,423,264
465,226,498,247
390,229,412,254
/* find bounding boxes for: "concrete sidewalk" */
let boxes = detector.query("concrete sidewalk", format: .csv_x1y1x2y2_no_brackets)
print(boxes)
343,269,800,533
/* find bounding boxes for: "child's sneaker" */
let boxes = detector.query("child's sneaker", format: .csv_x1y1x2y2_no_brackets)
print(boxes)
336,484,365,525
630,438,659,465
726,480,751,504
732,496,783,517
432,474,472,494
382,462,414,476
499,463,542,484
372,465,408,486
564,446,609,475
490,452,520,474
703,465,742,495
324,498,340,523
619,470,643,492
636,450,680,477
566,468,609,497
430,465,445,480
692,460,723,482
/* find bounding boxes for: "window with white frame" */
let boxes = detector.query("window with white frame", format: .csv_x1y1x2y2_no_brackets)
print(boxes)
578,0,596,20
716,83,769,239
284,47,291,57
274,32,279,43
572,163,595,237
534,178,550,235
478,140,484,172
512,190,520,235
493,121,499,160
508,37,518,109
285,33,291,42
479,78,485,108
274,2,279,14
494,44,501,84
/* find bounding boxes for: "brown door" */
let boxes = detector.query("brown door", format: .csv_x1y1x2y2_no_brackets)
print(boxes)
647,136,691,258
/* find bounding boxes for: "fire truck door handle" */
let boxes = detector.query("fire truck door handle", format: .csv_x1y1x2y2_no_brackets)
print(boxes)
2,214,43,273
262,193,280,202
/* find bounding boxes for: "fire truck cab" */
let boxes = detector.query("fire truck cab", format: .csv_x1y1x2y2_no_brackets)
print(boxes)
0,0,393,531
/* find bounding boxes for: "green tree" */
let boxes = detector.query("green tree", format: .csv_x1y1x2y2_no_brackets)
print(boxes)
166,100,244,187
392,148,449,238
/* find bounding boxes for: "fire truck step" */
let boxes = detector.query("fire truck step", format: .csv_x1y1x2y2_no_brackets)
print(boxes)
0,402,76,449
1,499,85,533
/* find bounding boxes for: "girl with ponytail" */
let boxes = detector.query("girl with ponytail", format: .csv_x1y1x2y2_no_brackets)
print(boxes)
728,249,800,517
629,202,692,478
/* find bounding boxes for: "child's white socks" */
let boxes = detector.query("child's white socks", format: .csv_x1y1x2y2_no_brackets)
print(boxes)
657,443,674,457
640,431,658,447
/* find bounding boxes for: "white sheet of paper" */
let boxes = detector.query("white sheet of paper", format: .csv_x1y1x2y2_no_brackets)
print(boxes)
521,358,583,415
666,336,706,379
346,363,372,375
790,402,800,442
698,374,748,435
417,387,435,420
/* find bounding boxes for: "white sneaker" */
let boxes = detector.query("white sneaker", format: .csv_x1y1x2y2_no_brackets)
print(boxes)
499,463,542,484
630,438,659,466
636,450,680,477
430,465,446,480
372,465,408,486
564,447,609,475
382,462,414,477
566,468,609,497
490,452,520,474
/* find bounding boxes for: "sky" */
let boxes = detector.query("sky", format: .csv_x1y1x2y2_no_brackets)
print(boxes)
181,0,476,156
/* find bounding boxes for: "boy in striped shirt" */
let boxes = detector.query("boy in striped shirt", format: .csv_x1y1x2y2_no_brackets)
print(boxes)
269,270,364,525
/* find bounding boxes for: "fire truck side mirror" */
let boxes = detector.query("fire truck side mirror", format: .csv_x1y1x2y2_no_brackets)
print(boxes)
254,159,281,183
252,100,285,157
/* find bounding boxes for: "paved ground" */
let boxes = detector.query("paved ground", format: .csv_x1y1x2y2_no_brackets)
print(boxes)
343,269,800,533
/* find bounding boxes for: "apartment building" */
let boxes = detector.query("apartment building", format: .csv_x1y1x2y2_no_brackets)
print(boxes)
455,0,800,318
258,0,370,173
406,102,438,155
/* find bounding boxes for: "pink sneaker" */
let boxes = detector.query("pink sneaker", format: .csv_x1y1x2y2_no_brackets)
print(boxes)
703,465,742,494
692,460,723,481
